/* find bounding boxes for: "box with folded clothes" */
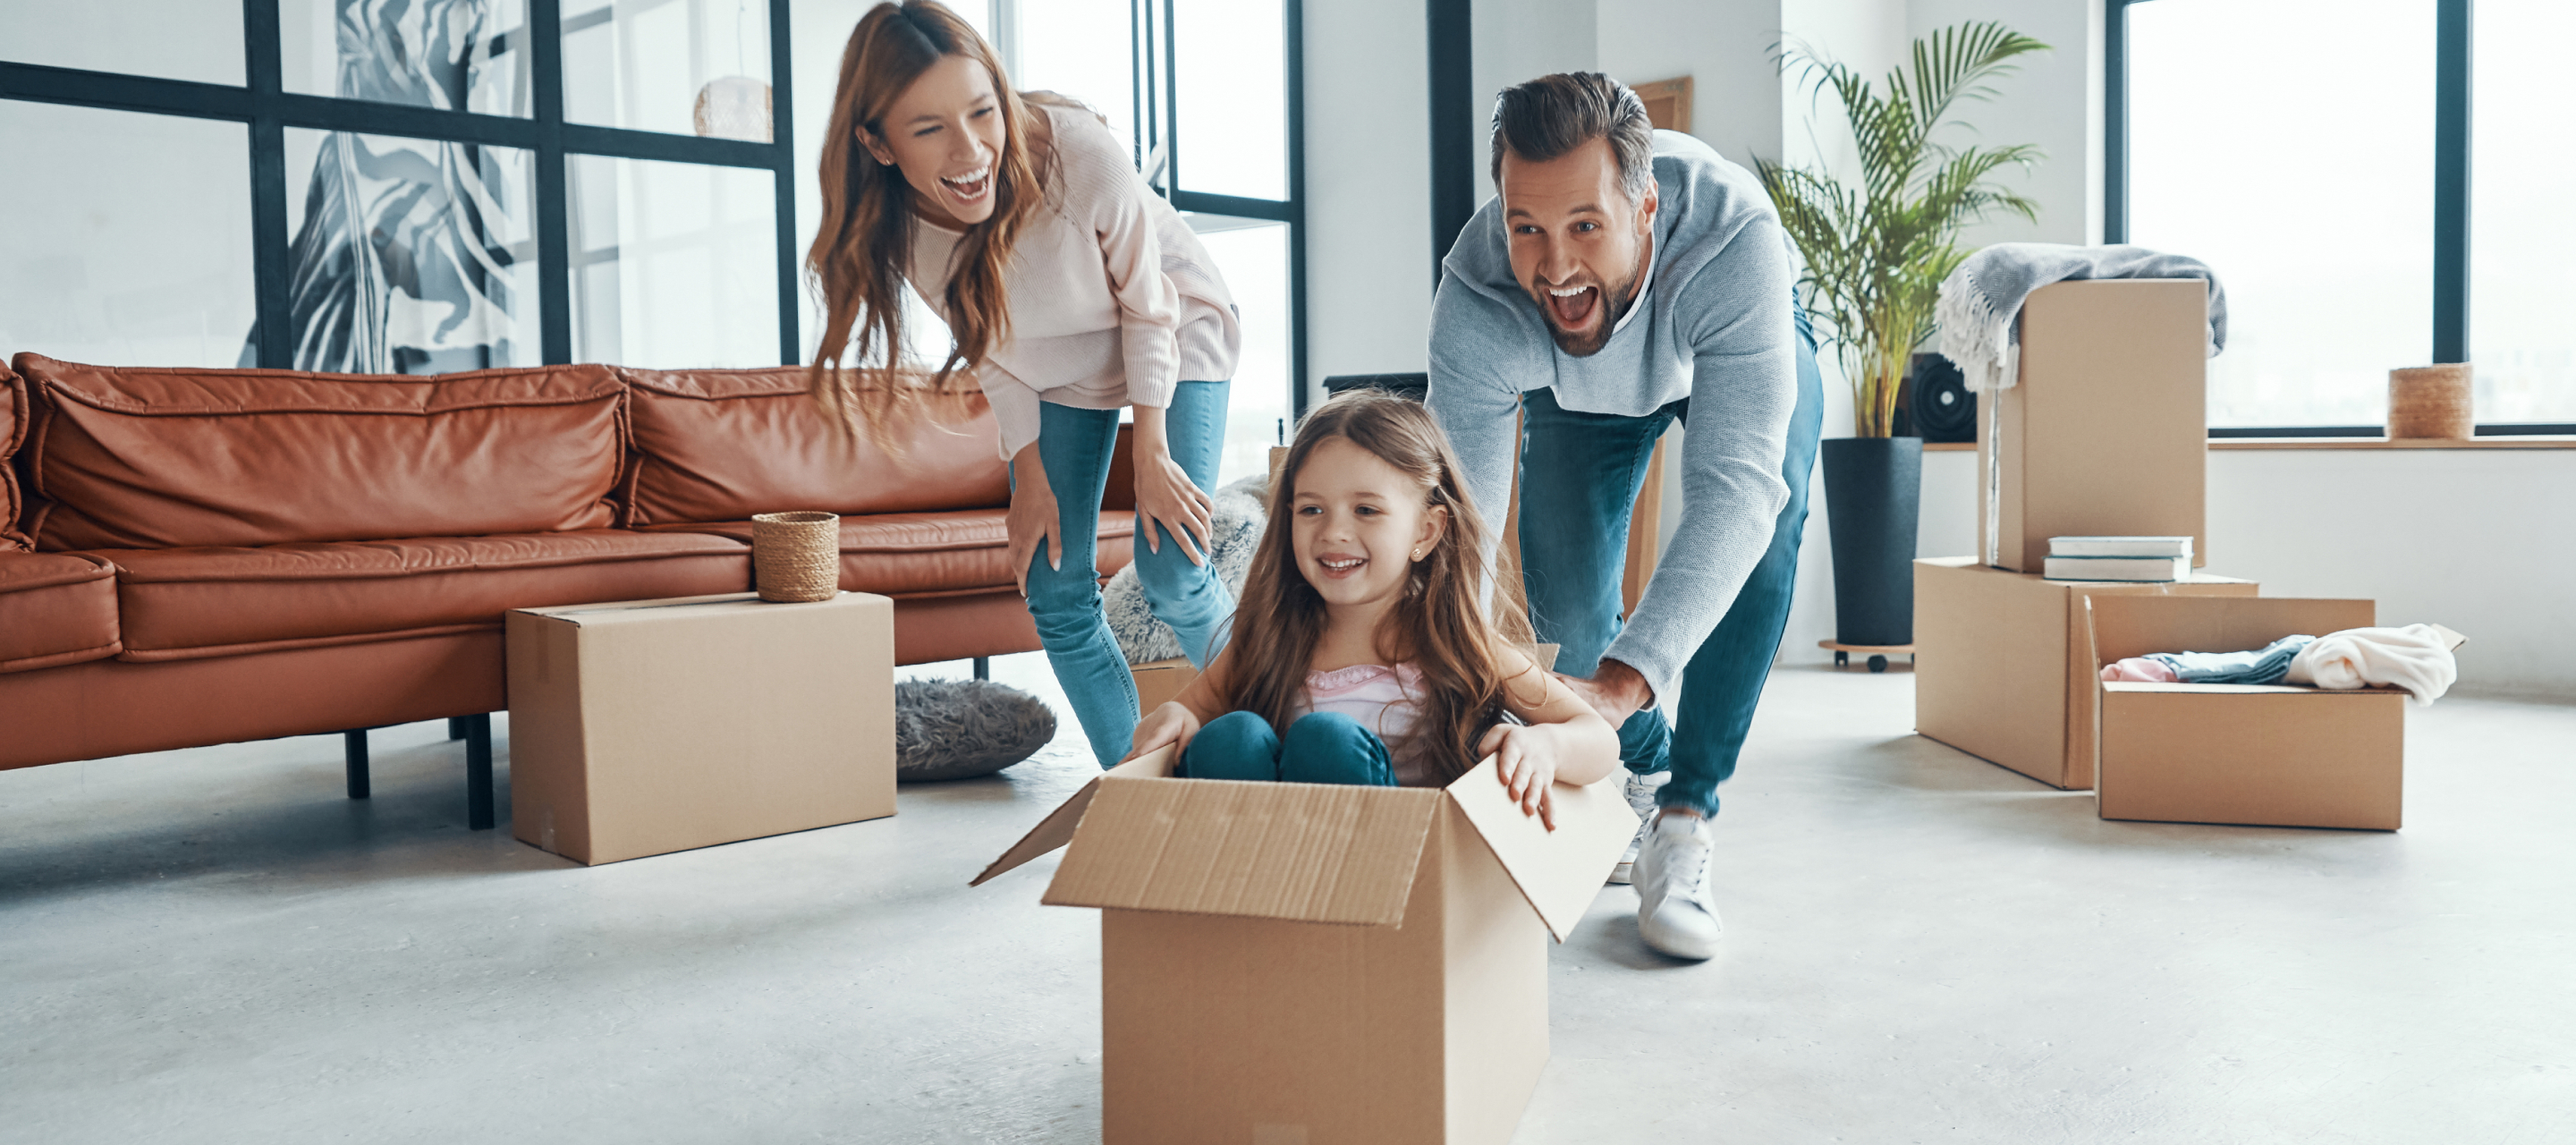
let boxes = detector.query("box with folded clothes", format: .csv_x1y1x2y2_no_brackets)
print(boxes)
971,742,1636,1144
1977,280,2210,572
1915,556,2257,790
2085,596,2436,831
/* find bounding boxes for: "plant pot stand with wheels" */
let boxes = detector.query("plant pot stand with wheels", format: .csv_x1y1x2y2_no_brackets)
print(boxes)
1819,640,1913,673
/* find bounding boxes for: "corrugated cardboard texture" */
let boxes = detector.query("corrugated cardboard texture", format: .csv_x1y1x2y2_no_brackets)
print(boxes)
504,592,894,864
972,747,1174,886
2099,686,2403,829
1979,280,2209,572
1045,776,1445,925
1097,805,1549,1145
1914,558,2254,790
2089,595,2402,830
1130,658,1197,714
1444,758,1642,942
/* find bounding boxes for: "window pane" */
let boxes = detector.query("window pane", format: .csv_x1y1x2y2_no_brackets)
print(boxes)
2471,1,2576,423
280,0,530,116
0,102,254,367
0,1,243,86
279,129,538,372
1172,0,1285,201
570,155,778,367
1191,218,1291,485
1018,0,1138,163
2129,1,2436,428
564,0,774,141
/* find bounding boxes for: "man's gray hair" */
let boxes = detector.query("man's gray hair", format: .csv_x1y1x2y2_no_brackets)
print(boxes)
1488,72,1656,201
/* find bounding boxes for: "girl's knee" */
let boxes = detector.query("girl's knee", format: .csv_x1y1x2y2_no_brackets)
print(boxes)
1181,711,1279,781
1280,713,1394,786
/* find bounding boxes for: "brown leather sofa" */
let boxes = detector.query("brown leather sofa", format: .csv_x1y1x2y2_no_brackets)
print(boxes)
0,353,1133,827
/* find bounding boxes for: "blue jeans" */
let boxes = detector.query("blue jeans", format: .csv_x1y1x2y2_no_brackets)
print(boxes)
1179,711,1398,786
1514,310,1825,817
1019,381,1237,768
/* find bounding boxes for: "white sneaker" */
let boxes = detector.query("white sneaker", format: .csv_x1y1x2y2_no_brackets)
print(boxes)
1606,770,1667,886
1634,812,1724,960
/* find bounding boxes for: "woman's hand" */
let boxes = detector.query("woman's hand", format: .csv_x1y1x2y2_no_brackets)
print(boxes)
1124,700,1202,764
1129,406,1213,565
1479,723,1561,831
1007,441,1063,598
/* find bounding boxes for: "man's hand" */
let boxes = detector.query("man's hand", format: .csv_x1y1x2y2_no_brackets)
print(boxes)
1556,658,1654,729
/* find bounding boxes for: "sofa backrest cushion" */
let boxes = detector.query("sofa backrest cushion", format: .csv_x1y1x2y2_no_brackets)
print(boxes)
16,354,624,549
619,367,1010,526
1,359,26,550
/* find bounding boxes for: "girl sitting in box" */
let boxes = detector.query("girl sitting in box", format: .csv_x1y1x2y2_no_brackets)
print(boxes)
1123,392,1621,827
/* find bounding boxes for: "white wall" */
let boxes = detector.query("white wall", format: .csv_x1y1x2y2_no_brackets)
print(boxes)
1301,0,1436,405
1906,0,2102,248
1470,0,1600,206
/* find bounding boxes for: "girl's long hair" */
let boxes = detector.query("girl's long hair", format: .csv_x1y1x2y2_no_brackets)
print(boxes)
1221,392,1545,787
806,1,1040,446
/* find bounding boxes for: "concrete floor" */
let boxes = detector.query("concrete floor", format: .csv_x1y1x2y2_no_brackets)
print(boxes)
4,658,2571,1144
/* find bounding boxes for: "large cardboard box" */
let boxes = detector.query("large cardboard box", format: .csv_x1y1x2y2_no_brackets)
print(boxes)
505,592,895,864
1978,279,2210,572
1914,557,2256,790
975,745,1637,1144
2087,595,2403,830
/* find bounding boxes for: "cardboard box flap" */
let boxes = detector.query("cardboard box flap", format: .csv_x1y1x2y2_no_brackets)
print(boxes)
971,747,1175,887
1445,759,1642,943
1042,776,1445,926
2088,596,2376,666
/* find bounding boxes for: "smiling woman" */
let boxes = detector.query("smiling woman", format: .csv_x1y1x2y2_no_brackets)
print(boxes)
805,0,1246,771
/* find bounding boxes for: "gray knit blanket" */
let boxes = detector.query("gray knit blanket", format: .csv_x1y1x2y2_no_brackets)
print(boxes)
1936,243,2229,394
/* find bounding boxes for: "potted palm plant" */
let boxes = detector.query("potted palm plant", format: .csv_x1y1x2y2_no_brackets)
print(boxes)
1758,21,2046,648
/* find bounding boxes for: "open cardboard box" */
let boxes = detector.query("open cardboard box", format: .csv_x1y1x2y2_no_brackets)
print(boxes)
974,742,1637,1144
2086,595,2428,831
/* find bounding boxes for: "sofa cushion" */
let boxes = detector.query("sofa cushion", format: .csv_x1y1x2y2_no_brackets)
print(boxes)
647,509,1135,597
2,358,27,548
16,354,626,550
0,551,120,672
92,530,750,662
618,367,1011,527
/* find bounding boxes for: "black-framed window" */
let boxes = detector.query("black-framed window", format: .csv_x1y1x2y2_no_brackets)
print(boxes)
0,0,802,375
4,0,1305,480
2107,0,2574,436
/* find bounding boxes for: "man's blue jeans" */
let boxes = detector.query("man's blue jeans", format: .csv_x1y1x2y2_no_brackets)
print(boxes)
1179,710,1398,786
1018,381,1236,768
1514,318,1824,817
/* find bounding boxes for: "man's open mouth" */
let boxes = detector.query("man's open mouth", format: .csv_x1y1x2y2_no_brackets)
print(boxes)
1543,284,1599,329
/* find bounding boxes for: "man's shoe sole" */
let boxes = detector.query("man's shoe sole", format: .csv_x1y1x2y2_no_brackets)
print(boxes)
1607,861,1634,886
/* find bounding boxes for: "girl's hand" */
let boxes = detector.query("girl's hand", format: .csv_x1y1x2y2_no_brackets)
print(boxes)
1124,700,1202,763
1479,723,1560,831
1129,406,1213,565
1007,441,1063,597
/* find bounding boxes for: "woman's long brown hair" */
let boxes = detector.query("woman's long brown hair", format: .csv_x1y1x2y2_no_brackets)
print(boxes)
806,1,1039,445
1221,392,1546,786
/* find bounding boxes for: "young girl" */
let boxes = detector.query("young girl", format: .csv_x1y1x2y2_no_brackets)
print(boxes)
1127,393,1620,824
809,2,1241,768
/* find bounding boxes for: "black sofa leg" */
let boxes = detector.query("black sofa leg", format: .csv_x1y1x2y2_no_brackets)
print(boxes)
343,729,371,800
972,656,989,681
462,713,495,830
447,717,468,741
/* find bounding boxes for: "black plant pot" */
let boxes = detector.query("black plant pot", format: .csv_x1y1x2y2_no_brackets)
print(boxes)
1820,436,1923,647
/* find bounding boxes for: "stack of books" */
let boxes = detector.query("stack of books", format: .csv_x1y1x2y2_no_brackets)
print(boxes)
2042,536,2193,582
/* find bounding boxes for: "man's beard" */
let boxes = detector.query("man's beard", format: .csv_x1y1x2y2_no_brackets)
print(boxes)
1531,262,1646,358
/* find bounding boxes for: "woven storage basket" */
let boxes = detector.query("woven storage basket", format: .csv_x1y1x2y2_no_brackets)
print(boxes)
2387,363,2473,439
752,511,841,602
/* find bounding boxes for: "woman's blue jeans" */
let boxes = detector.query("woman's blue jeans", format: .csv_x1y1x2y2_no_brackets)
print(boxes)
1017,380,1236,768
1180,711,1398,786
1513,305,1825,817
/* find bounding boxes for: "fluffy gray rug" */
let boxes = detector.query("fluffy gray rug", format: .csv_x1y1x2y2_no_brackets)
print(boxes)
1103,473,1269,665
894,679,1057,782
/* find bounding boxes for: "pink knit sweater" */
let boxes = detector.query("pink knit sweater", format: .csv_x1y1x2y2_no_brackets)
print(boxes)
905,104,1241,460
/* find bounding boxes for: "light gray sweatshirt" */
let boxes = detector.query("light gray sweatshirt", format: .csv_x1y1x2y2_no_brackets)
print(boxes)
1425,130,1796,703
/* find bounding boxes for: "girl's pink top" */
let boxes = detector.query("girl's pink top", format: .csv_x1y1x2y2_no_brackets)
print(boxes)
1288,663,1436,786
